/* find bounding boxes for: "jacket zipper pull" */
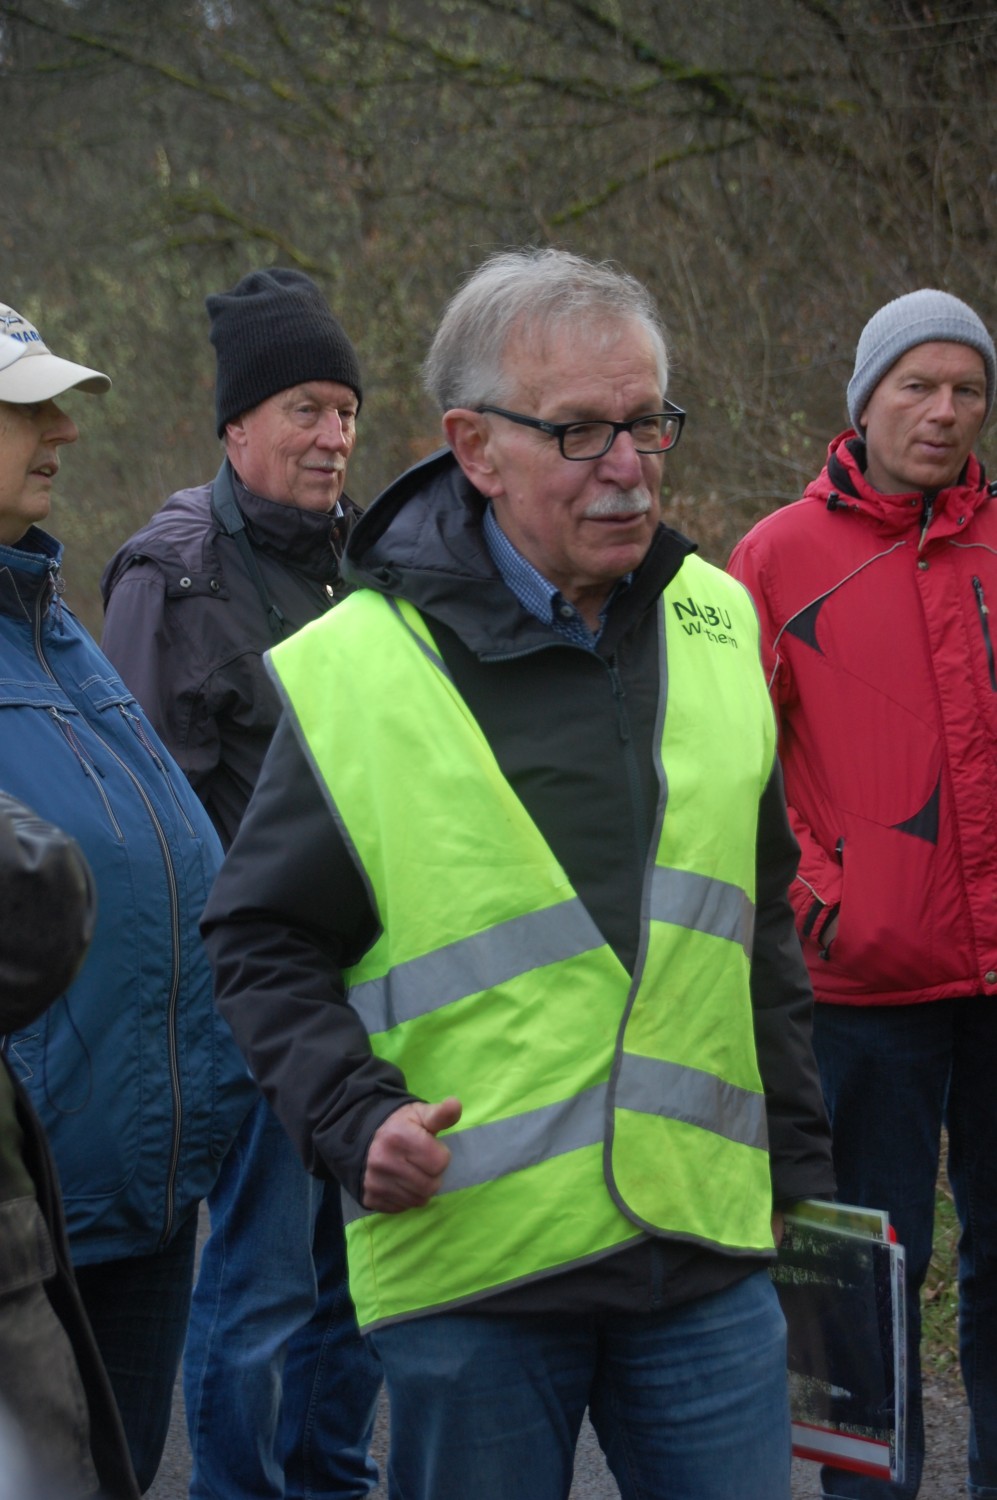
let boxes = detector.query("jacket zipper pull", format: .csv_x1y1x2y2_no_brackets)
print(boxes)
918,495,935,550
608,664,630,743
973,577,997,691
119,704,166,770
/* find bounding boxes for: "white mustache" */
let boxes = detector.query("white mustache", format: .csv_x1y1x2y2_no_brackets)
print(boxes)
582,488,652,519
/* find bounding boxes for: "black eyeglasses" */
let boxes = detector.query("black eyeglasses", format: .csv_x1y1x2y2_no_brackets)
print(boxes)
475,401,685,461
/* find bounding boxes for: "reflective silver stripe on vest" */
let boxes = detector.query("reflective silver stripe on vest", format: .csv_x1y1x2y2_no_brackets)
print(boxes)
348,898,605,1034
615,1052,768,1151
650,867,754,956
342,1047,768,1227
342,1082,608,1225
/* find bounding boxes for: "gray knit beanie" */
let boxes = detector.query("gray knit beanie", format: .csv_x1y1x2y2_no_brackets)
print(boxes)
207,268,362,436
847,289,996,432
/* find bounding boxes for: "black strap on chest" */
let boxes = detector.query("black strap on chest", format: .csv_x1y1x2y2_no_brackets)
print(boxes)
209,460,290,644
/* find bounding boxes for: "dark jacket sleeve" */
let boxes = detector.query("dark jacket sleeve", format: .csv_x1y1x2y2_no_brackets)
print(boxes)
750,762,836,1205
201,715,417,1199
0,793,96,1034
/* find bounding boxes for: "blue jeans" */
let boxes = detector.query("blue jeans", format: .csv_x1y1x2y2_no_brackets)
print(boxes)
74,1207,199,1493
813,999,997,1500
184,1097,381,1499
371,1270,790,1500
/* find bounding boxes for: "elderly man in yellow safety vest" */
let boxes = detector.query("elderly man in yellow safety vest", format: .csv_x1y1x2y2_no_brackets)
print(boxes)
202,247,835,1500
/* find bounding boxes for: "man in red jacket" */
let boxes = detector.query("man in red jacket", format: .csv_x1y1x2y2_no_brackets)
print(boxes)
729,289,997,1500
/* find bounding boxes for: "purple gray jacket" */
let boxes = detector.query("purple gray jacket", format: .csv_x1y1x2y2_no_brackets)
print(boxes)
100,462,358,848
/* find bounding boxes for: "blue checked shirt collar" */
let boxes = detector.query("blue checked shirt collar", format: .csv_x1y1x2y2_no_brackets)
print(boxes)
482,503,628,650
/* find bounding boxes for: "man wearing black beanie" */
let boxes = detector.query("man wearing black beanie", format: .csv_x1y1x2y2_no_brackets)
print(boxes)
100,268,381,1500
208,267,364,442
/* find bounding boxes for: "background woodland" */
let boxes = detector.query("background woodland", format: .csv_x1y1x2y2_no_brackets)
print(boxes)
1,0,995,632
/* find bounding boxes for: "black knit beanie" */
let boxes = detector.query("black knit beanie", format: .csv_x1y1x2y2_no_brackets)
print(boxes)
207,268,363,435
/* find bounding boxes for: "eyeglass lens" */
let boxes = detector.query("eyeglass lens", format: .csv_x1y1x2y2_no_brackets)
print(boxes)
562,414,679,459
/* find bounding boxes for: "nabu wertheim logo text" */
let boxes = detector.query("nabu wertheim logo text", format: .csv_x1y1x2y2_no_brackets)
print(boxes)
671,597,738,649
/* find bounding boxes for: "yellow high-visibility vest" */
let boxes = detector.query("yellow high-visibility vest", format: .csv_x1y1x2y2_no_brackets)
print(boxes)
269,555,777,1331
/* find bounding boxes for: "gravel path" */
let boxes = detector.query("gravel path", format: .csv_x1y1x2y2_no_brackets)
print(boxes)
789,1370,969,1498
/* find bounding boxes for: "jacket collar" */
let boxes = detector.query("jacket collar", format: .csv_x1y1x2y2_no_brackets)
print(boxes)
343,447,697,660
0,528,63,620
229,467,356,581
809,429,992,540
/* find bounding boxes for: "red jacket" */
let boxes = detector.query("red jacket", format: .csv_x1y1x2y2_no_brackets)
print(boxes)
728,430,997,1006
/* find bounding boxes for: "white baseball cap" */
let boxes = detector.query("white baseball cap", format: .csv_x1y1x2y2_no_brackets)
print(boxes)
0,304,110,402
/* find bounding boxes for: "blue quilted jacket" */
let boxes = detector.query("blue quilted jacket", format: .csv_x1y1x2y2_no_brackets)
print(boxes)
0,528,254,1263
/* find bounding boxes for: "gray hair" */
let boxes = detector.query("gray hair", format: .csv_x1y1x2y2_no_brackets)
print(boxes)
422,247,670,411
